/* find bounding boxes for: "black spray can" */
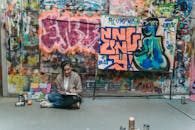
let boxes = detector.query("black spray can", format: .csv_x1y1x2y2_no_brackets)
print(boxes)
181,96,186,104
15,94,25,106
143,124,150,130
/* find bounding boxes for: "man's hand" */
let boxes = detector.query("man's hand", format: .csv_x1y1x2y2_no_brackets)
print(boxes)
57,89,66,95
69,89,76,93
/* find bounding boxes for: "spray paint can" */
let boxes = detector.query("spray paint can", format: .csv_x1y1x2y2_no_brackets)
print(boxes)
119,125,126,130
143,124,150,130
15,94,25,106
129,117,135,130
23,93,28,103
18,94,25,102
181,96,186,104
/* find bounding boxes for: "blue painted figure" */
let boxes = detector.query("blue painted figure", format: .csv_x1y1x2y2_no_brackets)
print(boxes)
134,18,169,71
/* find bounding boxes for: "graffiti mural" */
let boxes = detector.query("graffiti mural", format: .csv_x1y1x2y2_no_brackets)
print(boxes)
99,26,141,71
22,45,40,68
109,0,152,17
40,0,78,9
190,55,195,94
76,0,108,11
155,2,175,18
1,0,194,95
134,18,170,71
3,0,41,93
39,11,100,54
40,0,108,15
98,15,141,71
99,15,177,71
8,75,29,93
170,0,193,94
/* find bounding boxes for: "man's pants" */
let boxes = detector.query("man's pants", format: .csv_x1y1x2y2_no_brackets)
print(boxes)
48,93,81,108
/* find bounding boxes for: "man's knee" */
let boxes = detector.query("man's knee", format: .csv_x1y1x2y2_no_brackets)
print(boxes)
48,93,58,100
47,94,53,101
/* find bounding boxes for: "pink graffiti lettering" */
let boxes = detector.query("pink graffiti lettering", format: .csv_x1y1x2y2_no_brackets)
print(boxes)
39,16,100,53
41,19,60,50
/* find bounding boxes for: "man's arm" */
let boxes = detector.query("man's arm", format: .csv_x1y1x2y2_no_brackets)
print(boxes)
70,73,82,94
54,74,63,91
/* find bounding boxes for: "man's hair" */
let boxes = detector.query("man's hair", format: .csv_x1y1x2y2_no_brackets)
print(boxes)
61,60,72,70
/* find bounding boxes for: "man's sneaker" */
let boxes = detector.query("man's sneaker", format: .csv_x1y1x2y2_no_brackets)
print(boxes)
71,101,80,109
15,101,25,107
40,101,53,108
76,102,80,109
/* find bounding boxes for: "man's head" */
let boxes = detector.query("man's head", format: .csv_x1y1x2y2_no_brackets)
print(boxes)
61,60,72,77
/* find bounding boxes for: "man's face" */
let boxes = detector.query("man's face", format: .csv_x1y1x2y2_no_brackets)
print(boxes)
64,64,72,77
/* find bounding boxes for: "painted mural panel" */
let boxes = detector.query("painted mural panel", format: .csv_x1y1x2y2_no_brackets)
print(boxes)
22,45,40,68
109,0,138,16
40,0,78,9
176,0,193,17
191,1,195,95
190,55,195,94
170,0,193,94
190,1,195,96
155,2,175,18
39,10,100,54
109,0,192,18
4,0,41,93
98,15,177,72
77,0,108,11
40,0,108,13
158,18,178,69
109,0,152,17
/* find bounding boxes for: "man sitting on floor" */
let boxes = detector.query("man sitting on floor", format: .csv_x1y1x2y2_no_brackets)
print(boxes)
40,60,82,109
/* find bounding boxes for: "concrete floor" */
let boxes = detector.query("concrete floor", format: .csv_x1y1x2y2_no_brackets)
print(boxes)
0,97,195,130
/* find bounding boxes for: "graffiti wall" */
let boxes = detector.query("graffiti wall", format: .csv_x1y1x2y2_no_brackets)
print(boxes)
98,15,177,72
1,0,194,95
